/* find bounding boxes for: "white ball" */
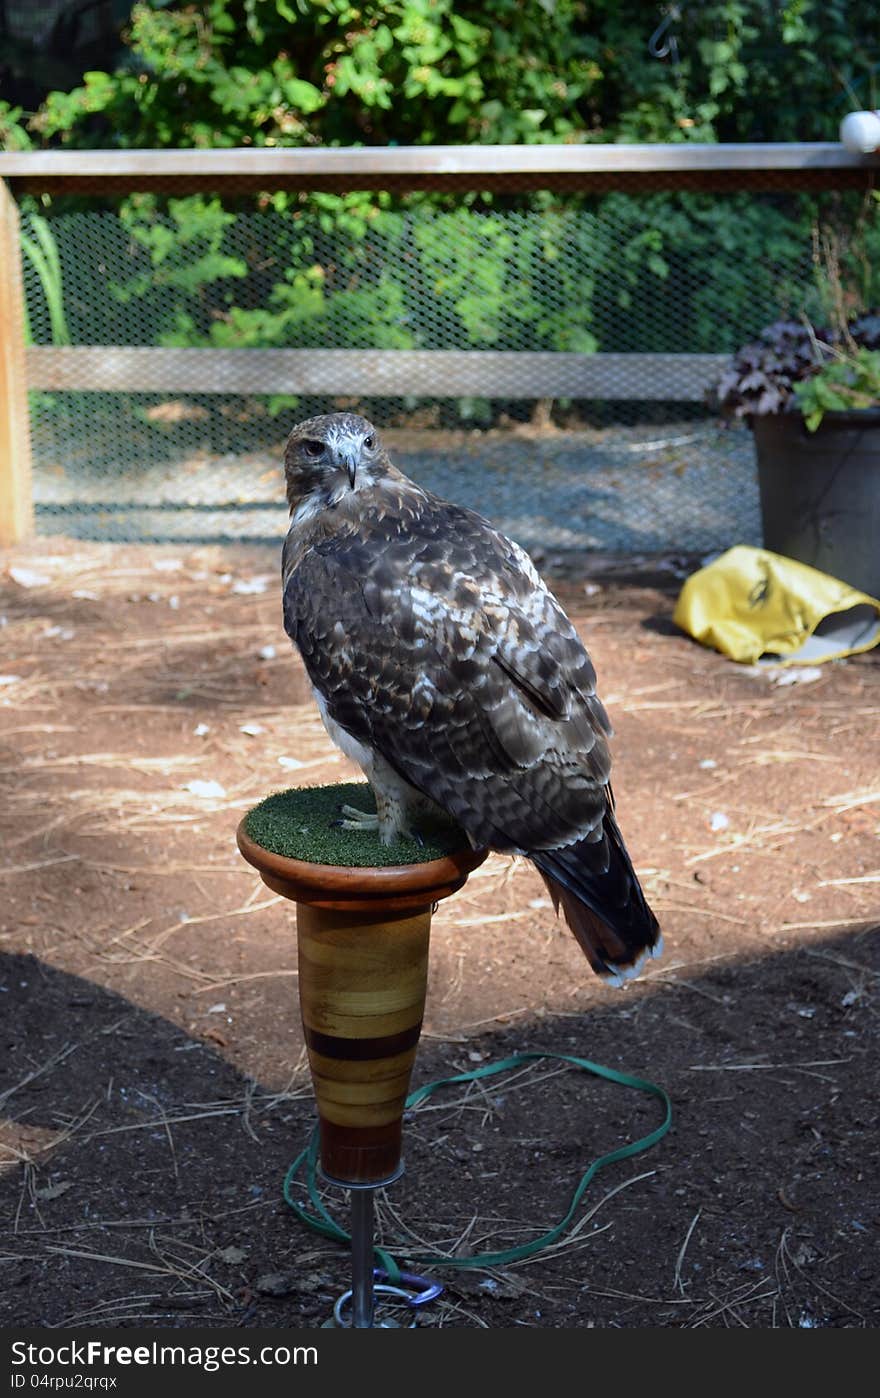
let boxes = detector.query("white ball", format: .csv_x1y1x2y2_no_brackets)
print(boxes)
840,110,880,154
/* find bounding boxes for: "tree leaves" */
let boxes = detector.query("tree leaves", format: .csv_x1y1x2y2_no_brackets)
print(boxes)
5,1,880,154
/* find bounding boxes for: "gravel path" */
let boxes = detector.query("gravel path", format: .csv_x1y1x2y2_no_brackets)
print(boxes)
33,419,760,558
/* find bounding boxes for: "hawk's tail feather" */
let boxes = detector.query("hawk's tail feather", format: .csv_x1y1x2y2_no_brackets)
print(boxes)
532,814,662,985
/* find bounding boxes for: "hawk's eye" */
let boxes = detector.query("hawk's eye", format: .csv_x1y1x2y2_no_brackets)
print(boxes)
363,434,375,450
303,440,323,458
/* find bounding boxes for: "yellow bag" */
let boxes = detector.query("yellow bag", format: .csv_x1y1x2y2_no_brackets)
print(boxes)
673,545,880,665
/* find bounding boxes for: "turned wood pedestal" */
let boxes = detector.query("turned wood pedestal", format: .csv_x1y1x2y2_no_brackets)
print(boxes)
236,799,486,1325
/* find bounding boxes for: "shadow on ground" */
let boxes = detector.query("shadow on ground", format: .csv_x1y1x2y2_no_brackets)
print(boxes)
1,924,876,1330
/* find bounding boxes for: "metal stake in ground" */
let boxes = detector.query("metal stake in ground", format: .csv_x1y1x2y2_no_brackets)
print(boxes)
349,1187,376,1328
236,781,486,1329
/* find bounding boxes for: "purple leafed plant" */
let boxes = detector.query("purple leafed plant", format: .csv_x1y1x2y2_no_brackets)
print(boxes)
715,312,880,419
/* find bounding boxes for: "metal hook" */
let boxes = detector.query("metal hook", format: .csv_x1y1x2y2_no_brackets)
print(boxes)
331,1283,420,1328
648,6,681,62
329,1271,443,1327
374,1267,444,1307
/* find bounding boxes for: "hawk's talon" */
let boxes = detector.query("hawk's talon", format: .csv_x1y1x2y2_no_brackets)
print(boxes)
336,804,381,832
334,803,425,845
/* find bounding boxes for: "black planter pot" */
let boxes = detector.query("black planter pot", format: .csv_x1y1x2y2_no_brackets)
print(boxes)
751,410,880,598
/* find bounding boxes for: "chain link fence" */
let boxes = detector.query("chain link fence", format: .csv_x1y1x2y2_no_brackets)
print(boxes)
16,176,847,559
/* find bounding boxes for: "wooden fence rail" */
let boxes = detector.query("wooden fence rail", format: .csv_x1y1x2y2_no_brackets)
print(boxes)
1,141,878,194
25,347,727,399
1,142,878,545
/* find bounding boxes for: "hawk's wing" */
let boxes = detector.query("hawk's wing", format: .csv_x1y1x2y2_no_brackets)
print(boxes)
283,501,612,854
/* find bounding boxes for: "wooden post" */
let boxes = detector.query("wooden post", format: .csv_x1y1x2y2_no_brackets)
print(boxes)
0,179,33,547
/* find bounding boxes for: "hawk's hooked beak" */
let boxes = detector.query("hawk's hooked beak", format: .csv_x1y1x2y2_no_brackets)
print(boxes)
331,436,360,489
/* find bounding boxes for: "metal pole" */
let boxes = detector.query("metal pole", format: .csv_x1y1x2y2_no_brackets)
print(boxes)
350,1187,375,1328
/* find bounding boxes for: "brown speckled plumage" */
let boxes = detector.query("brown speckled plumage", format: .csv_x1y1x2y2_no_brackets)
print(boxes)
281,412,661,984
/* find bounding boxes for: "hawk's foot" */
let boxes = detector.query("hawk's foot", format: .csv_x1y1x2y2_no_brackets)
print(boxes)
333,802,424,847
334,803,380,832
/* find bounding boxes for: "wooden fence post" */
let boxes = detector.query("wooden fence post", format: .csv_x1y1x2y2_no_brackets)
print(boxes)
0,178,33,547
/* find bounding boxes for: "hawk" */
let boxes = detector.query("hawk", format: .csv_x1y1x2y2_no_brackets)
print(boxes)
281,412,662,984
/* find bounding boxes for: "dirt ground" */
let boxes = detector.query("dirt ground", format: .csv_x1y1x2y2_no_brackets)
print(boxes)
0,535,877,1330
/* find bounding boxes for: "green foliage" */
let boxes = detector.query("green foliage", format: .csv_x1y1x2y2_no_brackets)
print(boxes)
20,215,71,346
590,193,813,354
111,196,248,312
26,188,826,374
12,0,880,439
0,101,33,151
17,1,880,151
793,347,880,430
413,211,599,351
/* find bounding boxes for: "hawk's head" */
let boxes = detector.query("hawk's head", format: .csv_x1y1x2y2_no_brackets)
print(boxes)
283,412,390,515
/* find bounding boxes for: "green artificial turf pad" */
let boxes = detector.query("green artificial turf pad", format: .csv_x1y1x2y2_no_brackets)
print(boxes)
243,782,468,867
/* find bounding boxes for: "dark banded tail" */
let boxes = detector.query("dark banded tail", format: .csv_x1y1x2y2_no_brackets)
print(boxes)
532,811,662,985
